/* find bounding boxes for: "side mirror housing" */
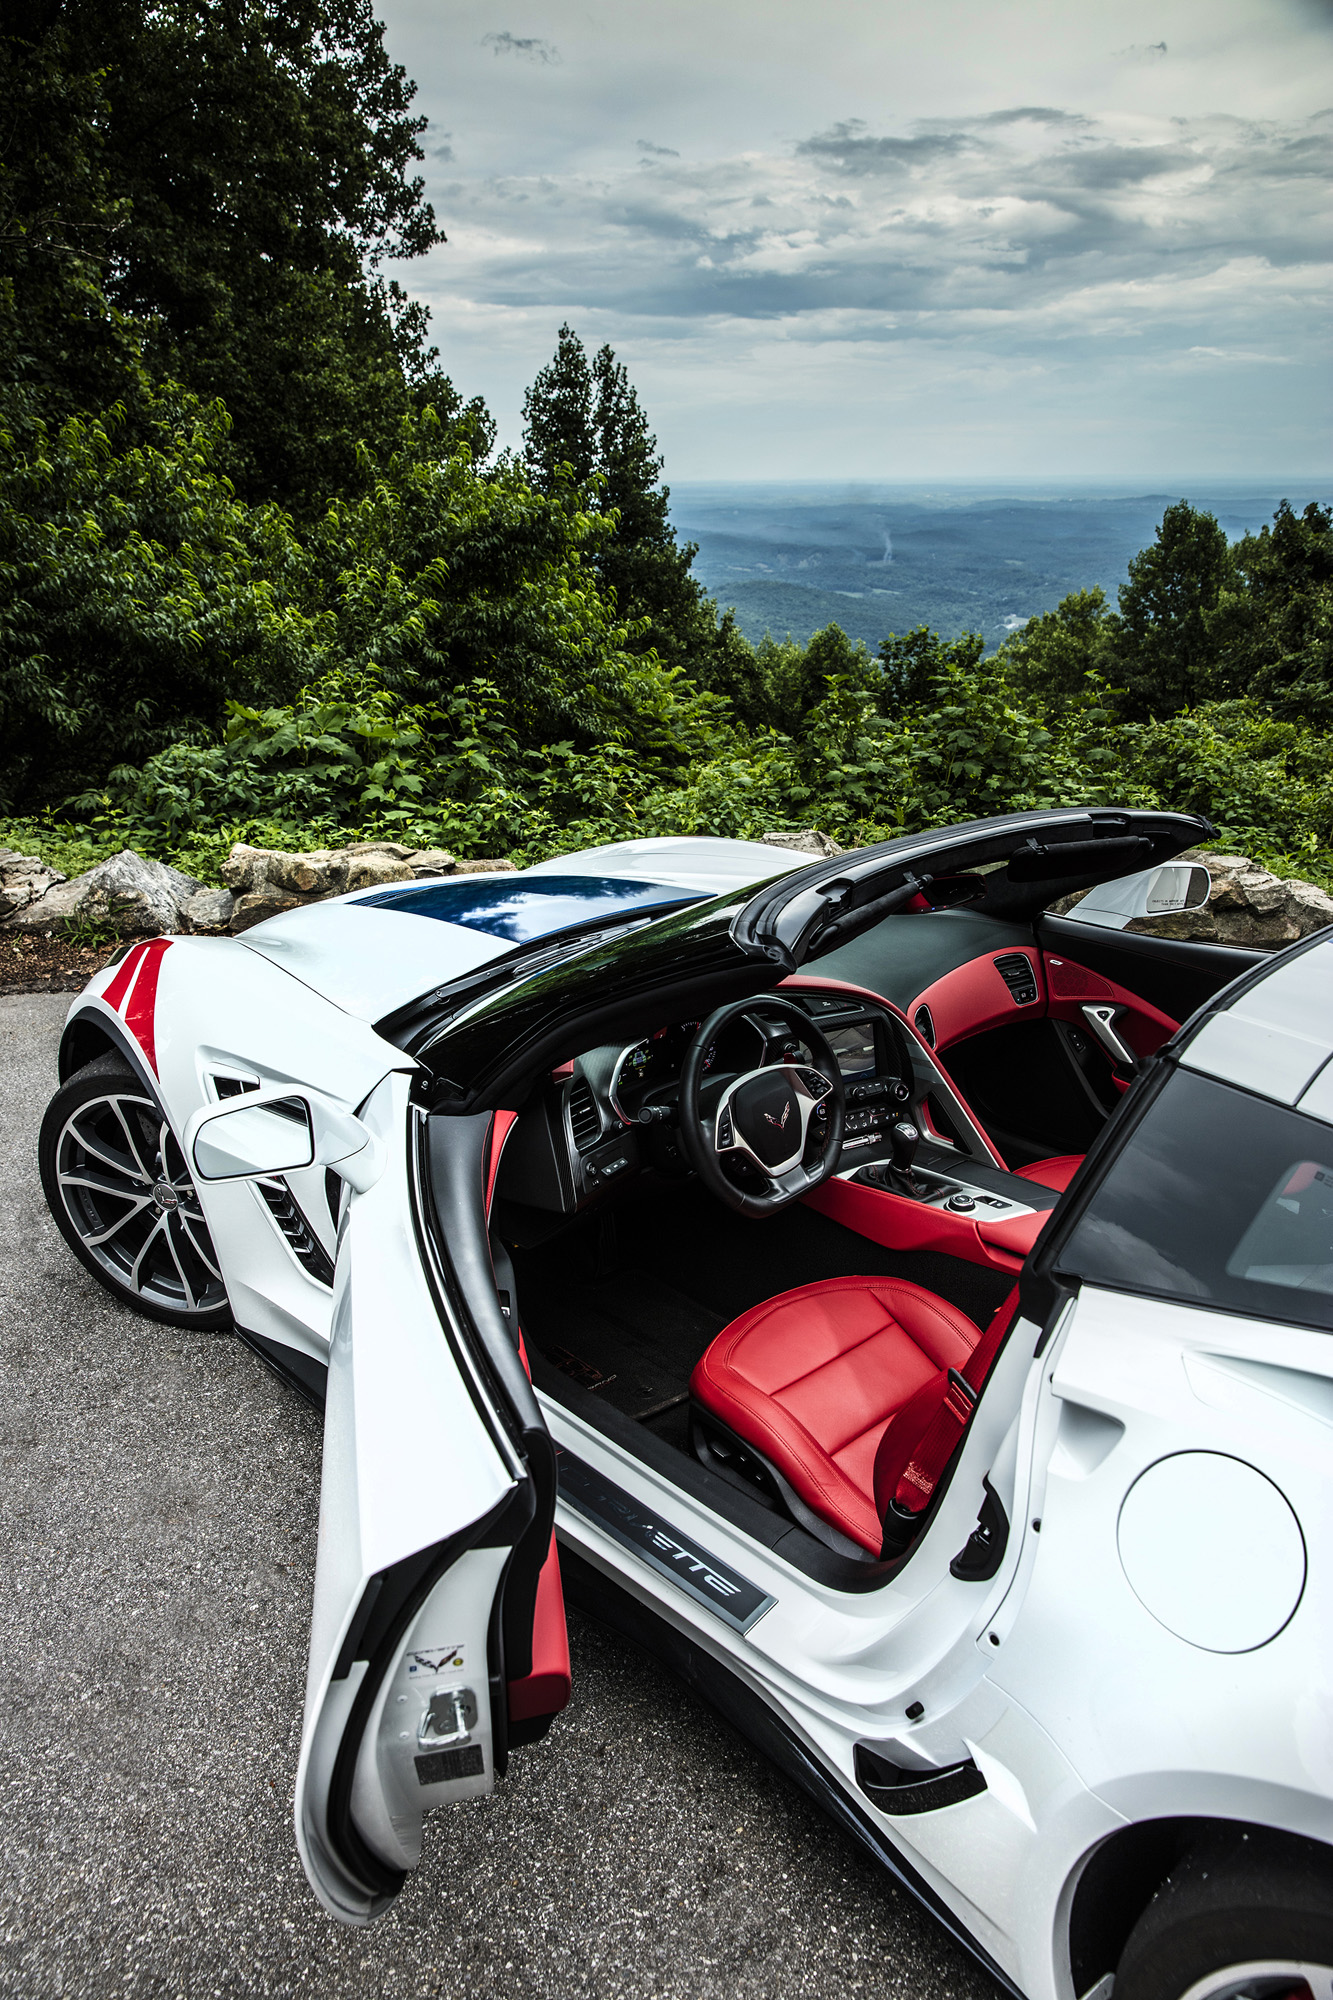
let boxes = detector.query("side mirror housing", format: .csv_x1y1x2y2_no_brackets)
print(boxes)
186,1087,381,1192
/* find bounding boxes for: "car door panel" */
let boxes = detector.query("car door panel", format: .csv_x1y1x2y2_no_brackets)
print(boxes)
1036,912,1266,1024
296,1072,556,1926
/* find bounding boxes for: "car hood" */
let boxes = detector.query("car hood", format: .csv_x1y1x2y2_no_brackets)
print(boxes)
235,839,805,1022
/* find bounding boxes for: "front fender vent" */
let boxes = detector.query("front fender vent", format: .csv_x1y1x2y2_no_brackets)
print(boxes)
256,1178,335,1286
567,1077,602,1153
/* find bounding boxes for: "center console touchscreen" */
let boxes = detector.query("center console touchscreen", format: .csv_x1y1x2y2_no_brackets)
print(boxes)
823,1022,878,1077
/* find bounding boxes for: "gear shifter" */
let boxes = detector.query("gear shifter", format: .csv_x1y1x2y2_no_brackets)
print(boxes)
888,1117,924,1197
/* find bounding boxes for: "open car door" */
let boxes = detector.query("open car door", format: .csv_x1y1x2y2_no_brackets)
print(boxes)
280,1072,568,1924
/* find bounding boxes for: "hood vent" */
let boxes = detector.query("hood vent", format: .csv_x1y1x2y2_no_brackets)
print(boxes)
567,1076,602,1152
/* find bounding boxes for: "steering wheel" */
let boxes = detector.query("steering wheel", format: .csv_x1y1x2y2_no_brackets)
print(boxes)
677,995,846,1218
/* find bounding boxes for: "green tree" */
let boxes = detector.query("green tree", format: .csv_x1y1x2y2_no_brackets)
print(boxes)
998,587,1117,708
522,323,734,677
521,325,596,488
0,0,489,509
1216,499,1333,722
1112,500,1233,717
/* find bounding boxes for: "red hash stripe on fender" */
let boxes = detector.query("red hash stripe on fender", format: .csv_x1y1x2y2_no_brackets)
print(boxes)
101,942,150,1015
120,939,172,1074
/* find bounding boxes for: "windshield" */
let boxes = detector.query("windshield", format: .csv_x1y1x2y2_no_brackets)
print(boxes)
1055,1067,1333,1333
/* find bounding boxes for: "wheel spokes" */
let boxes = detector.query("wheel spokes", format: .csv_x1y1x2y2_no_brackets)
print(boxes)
67,1113,149,1184
178,1211,222,1280
82,1194,157,1249
111,1098,158,1182
60,1166,148,1201
128,1213,169,1293
162,1214,199,1311
57,1090,227,1317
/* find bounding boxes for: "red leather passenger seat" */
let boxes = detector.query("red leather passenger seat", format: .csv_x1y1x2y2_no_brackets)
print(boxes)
1014,1153,1084,1194
689,1277,982,1555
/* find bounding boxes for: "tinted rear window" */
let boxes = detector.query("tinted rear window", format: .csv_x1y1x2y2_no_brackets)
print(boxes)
356,874,703,943
1056,1067,1333,1333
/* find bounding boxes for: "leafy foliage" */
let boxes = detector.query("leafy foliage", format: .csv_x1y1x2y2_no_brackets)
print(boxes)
1,10,1329,899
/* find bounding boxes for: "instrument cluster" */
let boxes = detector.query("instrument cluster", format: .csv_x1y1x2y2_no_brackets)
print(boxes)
609,1014,772,1126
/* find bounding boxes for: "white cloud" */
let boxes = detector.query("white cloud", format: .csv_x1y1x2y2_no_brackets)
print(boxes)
380,0,1333,476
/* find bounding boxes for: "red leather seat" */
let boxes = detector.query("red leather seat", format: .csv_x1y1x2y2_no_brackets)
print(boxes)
1014,1153,1083,1194
689,1277,982,1556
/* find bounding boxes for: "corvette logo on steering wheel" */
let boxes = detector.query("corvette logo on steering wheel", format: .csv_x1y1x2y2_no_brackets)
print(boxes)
764,1101,792,1130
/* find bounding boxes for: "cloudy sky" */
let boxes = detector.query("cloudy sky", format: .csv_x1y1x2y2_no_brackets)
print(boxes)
377,0,1332,479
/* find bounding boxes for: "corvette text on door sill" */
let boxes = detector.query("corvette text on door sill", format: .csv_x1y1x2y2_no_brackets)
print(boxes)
557,1449,775,1632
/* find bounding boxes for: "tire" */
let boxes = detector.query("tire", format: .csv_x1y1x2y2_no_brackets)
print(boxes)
1116,1831,1333,2000
39,1054,231,1329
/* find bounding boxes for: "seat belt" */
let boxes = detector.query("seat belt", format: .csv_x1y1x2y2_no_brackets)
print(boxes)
874,1285,1020,1557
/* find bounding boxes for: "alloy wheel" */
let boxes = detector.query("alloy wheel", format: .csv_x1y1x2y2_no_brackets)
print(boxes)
53,1086,227,1317
1180,1967,1333,2000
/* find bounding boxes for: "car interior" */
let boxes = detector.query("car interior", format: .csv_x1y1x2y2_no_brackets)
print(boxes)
480,866,1268,1589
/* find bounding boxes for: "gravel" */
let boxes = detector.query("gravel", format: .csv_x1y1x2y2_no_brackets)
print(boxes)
0,991,995,2000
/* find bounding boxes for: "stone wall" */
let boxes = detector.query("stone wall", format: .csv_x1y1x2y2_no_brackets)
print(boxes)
0,841,514,939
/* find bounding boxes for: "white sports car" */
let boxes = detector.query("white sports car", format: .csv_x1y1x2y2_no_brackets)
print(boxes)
38,811,1333,2000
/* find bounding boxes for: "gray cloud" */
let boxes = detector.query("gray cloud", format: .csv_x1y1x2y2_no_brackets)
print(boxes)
1115,41,1169,60
480,31,560,62
435,106,1331,338
638,140,681,159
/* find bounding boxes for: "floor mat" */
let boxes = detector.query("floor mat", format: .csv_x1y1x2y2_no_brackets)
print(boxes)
516,1262,725,1423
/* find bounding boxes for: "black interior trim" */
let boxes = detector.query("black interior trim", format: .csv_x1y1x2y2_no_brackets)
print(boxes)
531,1345,903,1592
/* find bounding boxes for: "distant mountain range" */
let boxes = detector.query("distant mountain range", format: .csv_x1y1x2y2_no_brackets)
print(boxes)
668,482,1319,651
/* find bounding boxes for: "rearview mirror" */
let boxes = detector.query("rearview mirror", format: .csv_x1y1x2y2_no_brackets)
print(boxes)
186,1087,381,1192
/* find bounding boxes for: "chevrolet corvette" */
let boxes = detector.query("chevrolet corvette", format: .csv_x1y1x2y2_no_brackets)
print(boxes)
38,810,1333,2000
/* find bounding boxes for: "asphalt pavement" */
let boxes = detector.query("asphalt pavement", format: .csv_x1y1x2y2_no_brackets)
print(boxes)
0,990,995,2000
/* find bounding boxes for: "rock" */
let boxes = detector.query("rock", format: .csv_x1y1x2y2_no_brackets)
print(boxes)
229,887,311,933
221,844,268,895
264,848,342,896
181,887,236,935
344,852,416,891
762,829,844,858
453,857,517,874
221,839,423,912
0,851,67,920
407,848,457,878
6,850,200,936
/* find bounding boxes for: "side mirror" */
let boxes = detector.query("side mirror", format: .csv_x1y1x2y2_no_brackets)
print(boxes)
1060,862,1212,931
1144,863,1211,915
186,1087,381,1193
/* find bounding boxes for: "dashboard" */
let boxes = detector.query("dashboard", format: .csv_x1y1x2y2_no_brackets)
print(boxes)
494,988,985,1222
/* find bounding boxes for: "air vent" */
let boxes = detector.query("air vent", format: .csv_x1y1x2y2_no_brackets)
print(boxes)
994,953,1038,1006
212,1075,259,1099
913,1004,936,1048
256,1179,335,1285
567,1076,602,1152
